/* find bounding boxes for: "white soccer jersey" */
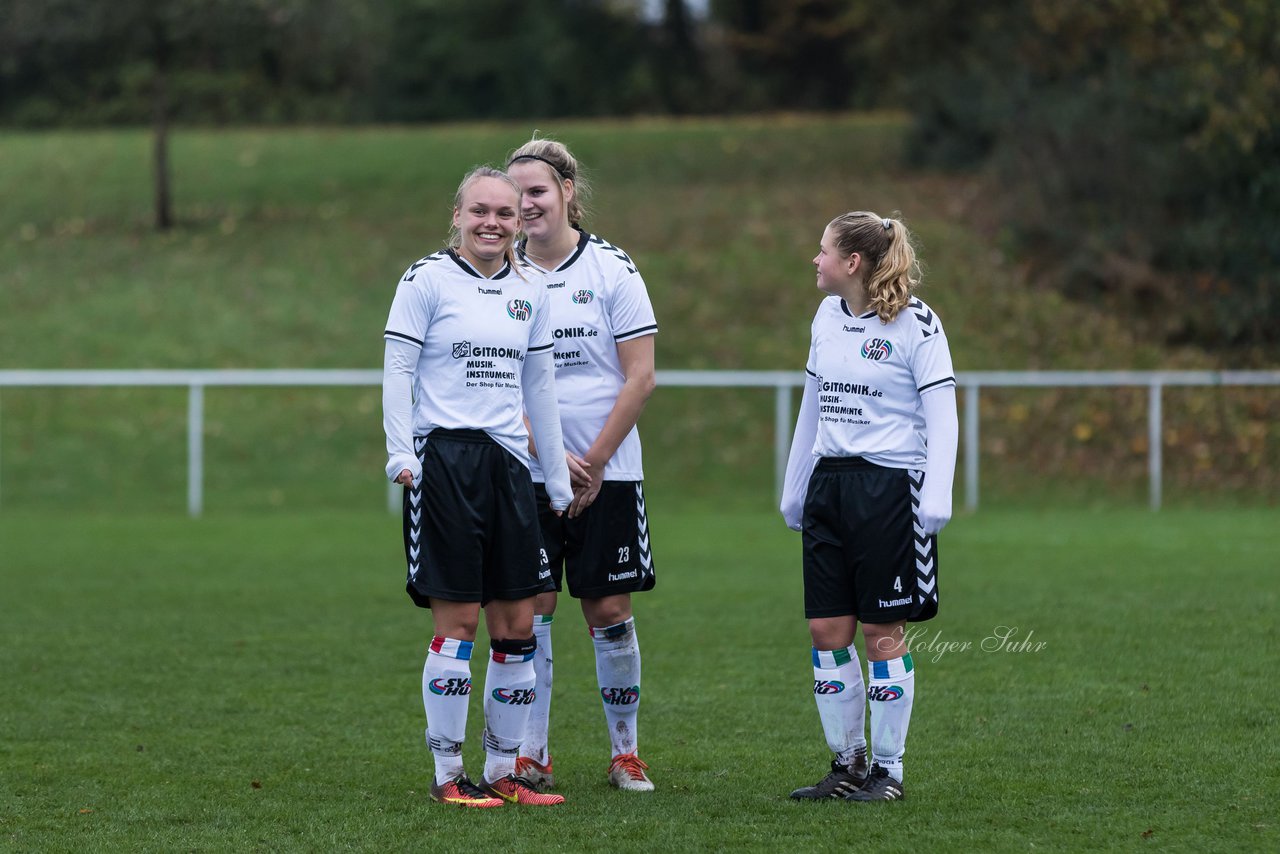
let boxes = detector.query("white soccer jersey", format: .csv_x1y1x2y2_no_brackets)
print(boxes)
805,296,955,469
521,230,658,482
384,249,553,465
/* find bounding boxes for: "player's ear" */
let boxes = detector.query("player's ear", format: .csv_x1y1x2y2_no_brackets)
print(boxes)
845,252,863,277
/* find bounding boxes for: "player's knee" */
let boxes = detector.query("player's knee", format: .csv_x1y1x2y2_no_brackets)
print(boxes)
583,596,631,628
861,622,907,657
808,617,856,650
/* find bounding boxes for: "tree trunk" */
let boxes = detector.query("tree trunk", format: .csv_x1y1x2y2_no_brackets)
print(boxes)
152,18,173,231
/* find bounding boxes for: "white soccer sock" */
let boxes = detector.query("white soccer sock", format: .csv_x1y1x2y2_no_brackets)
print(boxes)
422,636,474,786
520,615,554,764
812,644,867,768
592,618,641,757
482,638,537,783
867,653,915,782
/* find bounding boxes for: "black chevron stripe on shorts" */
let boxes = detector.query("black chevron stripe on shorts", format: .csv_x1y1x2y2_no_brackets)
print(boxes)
908,469,939,621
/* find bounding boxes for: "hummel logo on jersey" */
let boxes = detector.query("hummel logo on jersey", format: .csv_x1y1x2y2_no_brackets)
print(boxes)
492,688,536,705
572,289,594,304
478,286,503,295
547,280,566,289
507,299,532,321
453,341,472,359
813,680,846,695
429,677,472,696
601,685,640,706
861,338,893,361
867,685,905,702
843,325,865,333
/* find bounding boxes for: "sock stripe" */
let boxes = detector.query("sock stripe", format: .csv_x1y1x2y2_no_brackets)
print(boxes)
813,645,856,669
870,653,914,680
590,617,634,641
430,636,474,660
491,649,536,663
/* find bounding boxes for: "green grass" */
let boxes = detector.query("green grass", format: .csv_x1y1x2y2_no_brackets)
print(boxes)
2,508,1277,852
1,116,1276,513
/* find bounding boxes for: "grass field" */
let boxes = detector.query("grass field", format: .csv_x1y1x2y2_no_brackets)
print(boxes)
2,507,1276,852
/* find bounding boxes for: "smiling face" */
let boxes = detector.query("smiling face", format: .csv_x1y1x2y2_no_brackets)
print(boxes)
813,225,862,297
508,160,572,246
452,176,521,275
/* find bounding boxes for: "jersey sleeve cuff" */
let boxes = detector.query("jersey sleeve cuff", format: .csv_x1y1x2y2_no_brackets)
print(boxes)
918,376,956,393
615,323,658,342
384,330,423,347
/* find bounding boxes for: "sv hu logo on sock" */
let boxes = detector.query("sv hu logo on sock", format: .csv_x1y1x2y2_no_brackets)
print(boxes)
492,688,536,705
867,685,904,701
429,677,471,696
601,685,640,705
813,680,846,695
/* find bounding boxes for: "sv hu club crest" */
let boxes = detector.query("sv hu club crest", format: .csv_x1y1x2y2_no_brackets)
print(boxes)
572,289,595,304
507,299,532,321
860,338,893,361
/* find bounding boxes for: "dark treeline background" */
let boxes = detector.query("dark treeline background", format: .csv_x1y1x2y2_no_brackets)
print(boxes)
2,0,1276,354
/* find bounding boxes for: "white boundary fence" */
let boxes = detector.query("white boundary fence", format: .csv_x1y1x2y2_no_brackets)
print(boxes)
1,369,1277,517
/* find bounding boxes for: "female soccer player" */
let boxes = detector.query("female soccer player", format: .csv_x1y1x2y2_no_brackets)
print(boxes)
780,211,958,802
382,166,573,808
505,138,659,792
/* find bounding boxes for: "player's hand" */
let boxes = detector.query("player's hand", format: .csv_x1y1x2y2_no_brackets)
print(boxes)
918,496,951,535
780,498,803,531
395,469,415,487
566,453,592,488
567,471,602,519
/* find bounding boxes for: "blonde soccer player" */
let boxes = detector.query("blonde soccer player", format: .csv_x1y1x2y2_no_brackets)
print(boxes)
781,211,958,802
506,138,659,793
382,166,572,808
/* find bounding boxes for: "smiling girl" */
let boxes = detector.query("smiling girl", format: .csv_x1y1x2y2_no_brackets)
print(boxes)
382,166,573,808
505,138,659,793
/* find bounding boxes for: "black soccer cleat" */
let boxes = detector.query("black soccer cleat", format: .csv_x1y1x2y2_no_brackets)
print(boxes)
844,764,905,801
789,755,869,800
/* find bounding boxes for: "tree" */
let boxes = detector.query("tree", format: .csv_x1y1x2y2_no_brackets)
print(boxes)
0,0,377,228
900,0,1280,351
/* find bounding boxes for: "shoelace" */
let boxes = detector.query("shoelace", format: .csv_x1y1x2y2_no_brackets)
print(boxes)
454,777,494,799
506,774,540,791
610,754,649,777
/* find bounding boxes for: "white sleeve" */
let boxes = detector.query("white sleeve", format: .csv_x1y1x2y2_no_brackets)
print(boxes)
382,338,422,484
919,385,958,535
522,350,572,510
780,372,821,531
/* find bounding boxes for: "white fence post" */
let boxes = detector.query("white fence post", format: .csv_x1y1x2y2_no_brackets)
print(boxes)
965,382,980,512
774,383,792,505
188,383,204,518
1149,382,1163,511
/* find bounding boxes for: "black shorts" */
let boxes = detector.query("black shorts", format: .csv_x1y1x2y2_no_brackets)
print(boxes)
533,481,656,600
402,429,547,608
801,457,939,623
